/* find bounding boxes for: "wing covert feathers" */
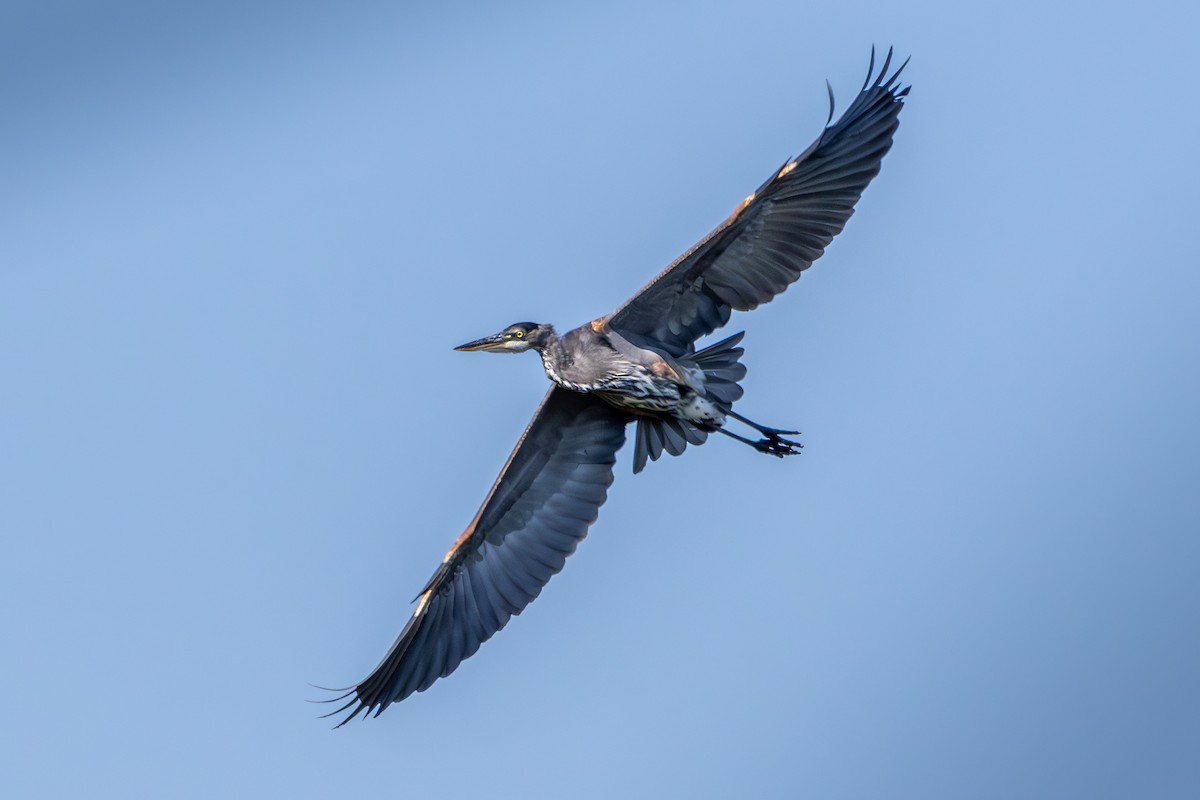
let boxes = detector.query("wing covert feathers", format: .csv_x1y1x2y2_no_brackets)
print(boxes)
606,47,909,356
324,389,628,725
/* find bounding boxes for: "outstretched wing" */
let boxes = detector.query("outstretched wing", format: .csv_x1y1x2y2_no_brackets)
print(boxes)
325,388,630,725
605,48,909,356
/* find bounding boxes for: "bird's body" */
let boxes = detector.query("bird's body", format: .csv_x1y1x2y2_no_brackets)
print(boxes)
455,319,768,466
323,49,910,726
533,323,724,425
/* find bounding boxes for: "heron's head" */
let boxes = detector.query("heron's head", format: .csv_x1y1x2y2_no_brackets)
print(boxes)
454,322,551,354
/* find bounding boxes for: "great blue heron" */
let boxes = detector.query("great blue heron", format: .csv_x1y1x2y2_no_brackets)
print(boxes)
323,49,908,725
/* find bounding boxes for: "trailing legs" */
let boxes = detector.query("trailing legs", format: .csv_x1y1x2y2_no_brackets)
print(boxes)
715,408,803,458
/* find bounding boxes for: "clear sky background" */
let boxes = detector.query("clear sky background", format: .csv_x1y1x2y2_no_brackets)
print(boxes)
3,1,1198,797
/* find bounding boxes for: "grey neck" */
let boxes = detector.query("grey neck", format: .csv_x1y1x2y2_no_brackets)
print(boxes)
535,326,581,390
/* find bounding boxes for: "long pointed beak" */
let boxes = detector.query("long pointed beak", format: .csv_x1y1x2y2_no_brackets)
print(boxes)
454,332,509,352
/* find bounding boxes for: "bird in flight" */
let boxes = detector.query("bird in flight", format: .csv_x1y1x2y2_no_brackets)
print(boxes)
323,48,908,726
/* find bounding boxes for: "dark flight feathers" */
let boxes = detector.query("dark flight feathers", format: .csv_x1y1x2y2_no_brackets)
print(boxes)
325,49,908,725
323,389,628,725
606,47,909,356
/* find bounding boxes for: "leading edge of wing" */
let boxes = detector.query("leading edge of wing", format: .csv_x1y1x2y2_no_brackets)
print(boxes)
321,388,630,726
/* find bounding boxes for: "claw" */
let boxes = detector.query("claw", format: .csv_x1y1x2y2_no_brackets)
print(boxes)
751,432,803,457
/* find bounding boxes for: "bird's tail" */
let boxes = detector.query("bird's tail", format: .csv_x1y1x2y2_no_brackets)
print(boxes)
688,331,747,405
631,332,747,473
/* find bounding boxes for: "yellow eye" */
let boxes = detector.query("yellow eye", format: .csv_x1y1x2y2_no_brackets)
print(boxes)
514,330,524,338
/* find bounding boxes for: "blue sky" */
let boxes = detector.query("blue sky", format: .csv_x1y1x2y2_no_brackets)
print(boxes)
3,1,1198,797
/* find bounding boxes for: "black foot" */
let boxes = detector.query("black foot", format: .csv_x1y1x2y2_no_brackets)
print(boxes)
751,432,803,458
755,424,800,437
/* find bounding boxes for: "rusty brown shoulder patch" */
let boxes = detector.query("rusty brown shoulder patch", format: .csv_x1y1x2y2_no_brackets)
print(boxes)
650,360,680,380
729,191,756,221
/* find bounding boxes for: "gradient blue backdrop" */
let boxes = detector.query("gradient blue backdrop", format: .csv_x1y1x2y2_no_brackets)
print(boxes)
4,1,1198,797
